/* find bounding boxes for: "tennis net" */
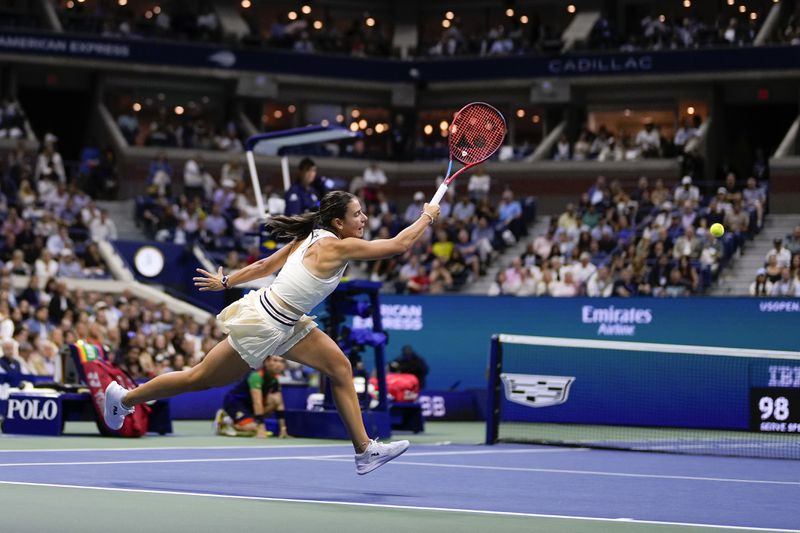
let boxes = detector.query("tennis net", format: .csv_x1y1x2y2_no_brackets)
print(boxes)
486,334,800,459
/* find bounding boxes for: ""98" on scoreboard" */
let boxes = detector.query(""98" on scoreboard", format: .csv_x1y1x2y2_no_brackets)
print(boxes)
750,388,800,432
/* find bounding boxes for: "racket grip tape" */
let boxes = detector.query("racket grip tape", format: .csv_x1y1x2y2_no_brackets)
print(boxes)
430,183,449,206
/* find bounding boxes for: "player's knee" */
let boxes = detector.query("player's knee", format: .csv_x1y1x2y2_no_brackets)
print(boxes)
327,357,353,384
186,368,215,392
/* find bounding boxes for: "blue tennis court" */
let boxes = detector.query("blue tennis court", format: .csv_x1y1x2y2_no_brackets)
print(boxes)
1,428,798,532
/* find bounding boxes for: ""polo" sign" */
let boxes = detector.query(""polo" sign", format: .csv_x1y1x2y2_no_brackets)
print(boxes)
6,398,59,420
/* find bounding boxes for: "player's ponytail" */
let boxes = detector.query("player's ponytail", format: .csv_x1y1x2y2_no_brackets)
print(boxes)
266,211,317,240
266,190,355,240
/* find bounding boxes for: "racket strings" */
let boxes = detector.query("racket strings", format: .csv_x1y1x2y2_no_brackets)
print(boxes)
449,104,506,165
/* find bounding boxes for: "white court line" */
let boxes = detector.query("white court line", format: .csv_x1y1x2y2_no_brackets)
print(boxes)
1,448,795,486
0,447,582,468
0,480,796,533
305,458,800,486
0,443,349,453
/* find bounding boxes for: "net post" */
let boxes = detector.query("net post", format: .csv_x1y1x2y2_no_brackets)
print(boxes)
485,334,503,445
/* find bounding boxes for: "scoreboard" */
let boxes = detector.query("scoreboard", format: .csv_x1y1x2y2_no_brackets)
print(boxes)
750,388,800,433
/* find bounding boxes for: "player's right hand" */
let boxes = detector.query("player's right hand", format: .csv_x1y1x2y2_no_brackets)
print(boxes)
423,203,440,222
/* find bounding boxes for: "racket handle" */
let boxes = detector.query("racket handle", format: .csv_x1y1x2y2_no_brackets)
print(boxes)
430,183,449,206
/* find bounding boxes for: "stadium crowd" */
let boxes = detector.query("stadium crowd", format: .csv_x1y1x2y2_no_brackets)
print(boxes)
115,107,244,153
486,171,789,298
2,137,114,281
34,1,784,60
135,155,534,295
553,115,704,162
0,281,226,382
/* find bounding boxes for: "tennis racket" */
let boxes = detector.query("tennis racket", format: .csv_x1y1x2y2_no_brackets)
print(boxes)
430,102,507,206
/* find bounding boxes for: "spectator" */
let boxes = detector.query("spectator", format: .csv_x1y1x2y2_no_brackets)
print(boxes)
635,121,661,158
586,265,614,297
363,161,388,189
6,249,30,276
0,339,29,383
58,249,85,278
213,179,237,210
497,189,525,241
430,229,454,262
394,254,420,294
715,186,733,214
673,226,701,259
201,204,229,249
678,200,697,231
770,266,796,296
182,154,211,201
24,306,53,342
572,131,591,161
750,268,773,296
467,165,491,201
147,152,173,197
550,270,580,297
766,238,792,269
553,134,571,161
765,254,782,283
587,176,608,207
742,177,765,228
488,271,507,296
699,228,723,275
724,172,743,203
674,175,700,207
650,178,671,207
502,258,526,294
46,226,73,257
571,252,597,287
724,200,750,252
677,256,699,293
221,158,244,186
284,158,319,216
406,265,431,294
37,339,60,376
557,203,580,235
613,267,637,297
673,118,698,154
403,191,426,224
117,111,139,144
663,269,690,297
784,226,800,256
428,258,453,293
82,242,107,277
452,194,475,222
90,209,118,241
34,142,66,185
389,345,429,389
48,282,74,324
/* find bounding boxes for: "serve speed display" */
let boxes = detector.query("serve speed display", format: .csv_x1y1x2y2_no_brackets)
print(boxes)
750,388,800,433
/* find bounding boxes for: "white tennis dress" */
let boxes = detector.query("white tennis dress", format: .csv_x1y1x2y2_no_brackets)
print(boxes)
217,229,347,368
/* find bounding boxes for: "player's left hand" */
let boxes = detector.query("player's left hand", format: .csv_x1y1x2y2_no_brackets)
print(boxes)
194,266,225,291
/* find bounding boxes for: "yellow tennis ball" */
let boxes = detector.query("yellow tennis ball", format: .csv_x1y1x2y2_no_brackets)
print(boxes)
710,223,725,238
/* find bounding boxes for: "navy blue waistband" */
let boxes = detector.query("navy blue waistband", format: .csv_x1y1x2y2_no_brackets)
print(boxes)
260,291,298,327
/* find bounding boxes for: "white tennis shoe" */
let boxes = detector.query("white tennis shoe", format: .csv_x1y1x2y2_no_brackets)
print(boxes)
104,381,134,430
355,439,409,475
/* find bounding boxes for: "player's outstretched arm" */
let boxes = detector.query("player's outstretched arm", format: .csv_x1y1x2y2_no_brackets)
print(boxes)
193,240,300,291
335,203,440,261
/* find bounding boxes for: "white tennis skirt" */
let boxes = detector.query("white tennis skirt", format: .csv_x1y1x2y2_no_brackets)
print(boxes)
216,289,317,369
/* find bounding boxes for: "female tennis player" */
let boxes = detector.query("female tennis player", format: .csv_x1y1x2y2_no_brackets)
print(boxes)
105,190,439,474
